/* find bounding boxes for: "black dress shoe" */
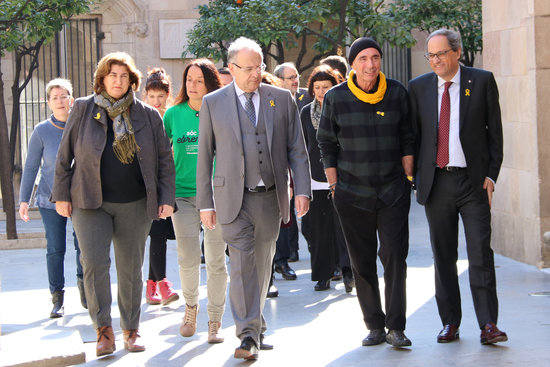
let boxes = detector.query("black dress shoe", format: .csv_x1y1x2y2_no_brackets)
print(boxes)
274,263,297,280
362,329,386,346
288,251,299,262
332,267,343,281
314,279,331,291
437,324,460,343
259,334,273,350
267,284,279,298
234,336,258,360
343,273,354,293
386,330,412,347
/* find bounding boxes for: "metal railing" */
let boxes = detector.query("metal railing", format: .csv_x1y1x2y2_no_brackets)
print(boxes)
381,41,411,88
18,18,101,167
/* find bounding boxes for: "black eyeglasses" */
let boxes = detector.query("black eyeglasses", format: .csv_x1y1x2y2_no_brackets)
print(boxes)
424,49,454,61
231,62,266,74
282,74,299,81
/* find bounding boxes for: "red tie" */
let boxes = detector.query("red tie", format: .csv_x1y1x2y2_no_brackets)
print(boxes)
437,81,452,168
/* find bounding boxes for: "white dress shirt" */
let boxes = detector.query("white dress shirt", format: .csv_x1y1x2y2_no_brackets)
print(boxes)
437,69,467,168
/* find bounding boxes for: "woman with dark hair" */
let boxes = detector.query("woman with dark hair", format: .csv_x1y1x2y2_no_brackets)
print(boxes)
52,51,175,356
142,68,179,306
164,58,228,343
301,65,353,292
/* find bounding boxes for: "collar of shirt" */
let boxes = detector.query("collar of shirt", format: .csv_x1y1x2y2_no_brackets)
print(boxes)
437,68,460,89
234,83,260,118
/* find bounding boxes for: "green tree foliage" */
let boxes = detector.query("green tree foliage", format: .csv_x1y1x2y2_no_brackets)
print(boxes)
0,0,94,239
185,0,416,73
388,0,482,66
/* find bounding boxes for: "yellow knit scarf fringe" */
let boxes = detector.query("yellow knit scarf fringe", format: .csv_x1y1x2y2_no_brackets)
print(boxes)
347,70,387,104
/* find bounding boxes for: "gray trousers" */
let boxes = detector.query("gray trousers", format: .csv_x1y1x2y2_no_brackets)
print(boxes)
220,190,280,345
72,198,151,330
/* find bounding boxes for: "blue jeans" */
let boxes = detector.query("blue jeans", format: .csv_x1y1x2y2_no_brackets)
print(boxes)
39,207,83,293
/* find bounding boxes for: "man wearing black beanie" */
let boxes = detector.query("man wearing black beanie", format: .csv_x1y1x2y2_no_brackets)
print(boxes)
317,36,414,348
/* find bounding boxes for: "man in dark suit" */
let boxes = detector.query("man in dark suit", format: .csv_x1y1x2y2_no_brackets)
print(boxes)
409,29,507,345
272,62,313,278
197,37,311,360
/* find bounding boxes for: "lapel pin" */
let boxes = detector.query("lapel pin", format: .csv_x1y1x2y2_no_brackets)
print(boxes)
376,111,385,116
94,112,101,120
465,89,471,96
270,100,275,107
298,94,304,101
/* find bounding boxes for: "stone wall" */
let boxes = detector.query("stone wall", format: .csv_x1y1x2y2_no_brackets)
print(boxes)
91,0,208,94
484,0,550,267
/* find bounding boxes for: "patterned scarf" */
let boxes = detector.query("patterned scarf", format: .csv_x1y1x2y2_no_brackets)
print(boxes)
347,70,387,104
94,90,140,164
310,98,322,130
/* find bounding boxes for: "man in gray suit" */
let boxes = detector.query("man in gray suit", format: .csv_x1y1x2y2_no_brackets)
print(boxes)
197,37,311,360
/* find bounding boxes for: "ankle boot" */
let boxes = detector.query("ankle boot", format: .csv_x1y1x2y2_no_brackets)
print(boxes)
123,329,145,352
96,325,116,356
158,278,179,305
146,280,161,305
180,304,199,337
50,290,64,318
77,277,87,309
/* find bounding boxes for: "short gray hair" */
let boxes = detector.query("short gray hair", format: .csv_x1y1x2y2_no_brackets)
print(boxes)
227,37,263,64
46,78,73,99
273,62,297,79
426,29,463,52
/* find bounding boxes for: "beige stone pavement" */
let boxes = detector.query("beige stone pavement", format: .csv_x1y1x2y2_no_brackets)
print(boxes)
1,199,550,366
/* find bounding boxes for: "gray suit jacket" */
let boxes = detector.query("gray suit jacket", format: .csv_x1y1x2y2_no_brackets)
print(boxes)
196,82,311,225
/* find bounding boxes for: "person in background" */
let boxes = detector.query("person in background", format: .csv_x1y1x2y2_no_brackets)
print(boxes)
318,55,353,284
164,58,228,344
300,65,354,292
320,55,349,80
259,71,285,299
317,37,414,348
218,67,233,86
271,62,311,279
52,52,175,356
142,68,179,306
19,78,86,318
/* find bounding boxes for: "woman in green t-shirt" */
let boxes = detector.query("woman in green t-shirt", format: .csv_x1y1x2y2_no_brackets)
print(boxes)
164,59,227,344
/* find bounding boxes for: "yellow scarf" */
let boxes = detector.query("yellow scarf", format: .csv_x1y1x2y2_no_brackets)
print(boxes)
347,70,387,104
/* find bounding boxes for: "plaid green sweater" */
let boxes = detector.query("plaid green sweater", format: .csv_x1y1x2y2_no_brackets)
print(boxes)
317,77,415,211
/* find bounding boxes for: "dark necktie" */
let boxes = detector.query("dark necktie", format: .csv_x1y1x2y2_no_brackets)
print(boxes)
244,92,256,126
436,81,452,168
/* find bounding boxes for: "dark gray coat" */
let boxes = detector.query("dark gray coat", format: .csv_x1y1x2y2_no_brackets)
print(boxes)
51,94,175,219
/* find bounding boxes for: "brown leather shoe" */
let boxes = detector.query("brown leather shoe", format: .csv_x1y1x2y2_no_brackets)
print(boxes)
437,324,460,343
480,323,508,344
96,325,116,357
123,329,145,352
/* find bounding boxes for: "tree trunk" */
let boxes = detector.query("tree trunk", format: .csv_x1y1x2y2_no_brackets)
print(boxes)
0,58,18,239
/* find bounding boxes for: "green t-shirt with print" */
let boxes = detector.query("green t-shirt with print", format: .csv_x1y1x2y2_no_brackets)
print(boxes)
163,101,200,197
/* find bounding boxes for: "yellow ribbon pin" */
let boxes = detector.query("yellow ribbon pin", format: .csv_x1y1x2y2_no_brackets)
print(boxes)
94,112,101,120
270,100,275,107
298,94,304,101
376,111,385,116
465,89,470,96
